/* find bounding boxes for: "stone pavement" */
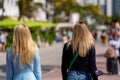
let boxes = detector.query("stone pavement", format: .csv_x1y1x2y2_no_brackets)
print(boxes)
0,52,6,80
0,42,120,80
42,42,120,80
0,43,63,80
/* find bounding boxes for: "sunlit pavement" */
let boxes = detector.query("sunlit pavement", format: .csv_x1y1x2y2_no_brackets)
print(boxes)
42,42,120,80
95,42,120,80
0,42,120,80
0,43,63,80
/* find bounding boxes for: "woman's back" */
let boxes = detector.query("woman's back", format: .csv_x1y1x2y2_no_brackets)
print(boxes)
6,25,42,80
6,48,41,80
61,21,98,80
62,43,96,72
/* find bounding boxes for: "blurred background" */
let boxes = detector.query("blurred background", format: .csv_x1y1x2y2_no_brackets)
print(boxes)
0,0,120,80
0,0,118,48
0,0,120,48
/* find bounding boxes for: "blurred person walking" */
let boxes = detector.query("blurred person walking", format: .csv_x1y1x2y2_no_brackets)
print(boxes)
114,21,120,64
104,40,119,75
67,30,72,41
107,20,120,40
107,20,120,75
62,31,68,44
6,24,42,80
61,21,98,80
113,20,120,75
0,31,7,52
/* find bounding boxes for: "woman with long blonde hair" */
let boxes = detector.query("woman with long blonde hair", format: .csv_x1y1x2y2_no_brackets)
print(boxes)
61,21,98,80
6,24,42,80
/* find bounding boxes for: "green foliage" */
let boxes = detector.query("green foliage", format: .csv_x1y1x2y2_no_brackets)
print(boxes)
0,18,22,28
112,13,120,21
45,28,56,44
6,28,56,49
0,18,56,48
0,18,56,29
0,0,2,8
88,24,96,31
49,0,80,16
39,28,56,44
53,17,65,23
24,21,56,28
17,0,42,20
49,0,102,23
6,31,13,48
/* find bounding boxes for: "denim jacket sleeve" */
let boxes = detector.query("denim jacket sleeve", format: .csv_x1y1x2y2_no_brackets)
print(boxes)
6,49,14,80
33,50,42,80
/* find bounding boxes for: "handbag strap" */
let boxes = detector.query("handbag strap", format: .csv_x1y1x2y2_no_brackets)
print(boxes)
27,64,34,73
68,52,78,72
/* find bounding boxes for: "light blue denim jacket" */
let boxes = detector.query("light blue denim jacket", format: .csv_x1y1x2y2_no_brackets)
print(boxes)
6,48,42,80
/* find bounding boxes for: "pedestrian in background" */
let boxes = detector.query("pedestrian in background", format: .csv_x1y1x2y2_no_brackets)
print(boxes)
110,20,120,74
61,21,98,80
62,31,68,44
114,21,120,65
6,24,42,80
104,41,118,75
0,31,7,52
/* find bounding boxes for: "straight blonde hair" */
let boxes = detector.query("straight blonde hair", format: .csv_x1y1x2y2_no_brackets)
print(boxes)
71,21,94,57
12,24,36,65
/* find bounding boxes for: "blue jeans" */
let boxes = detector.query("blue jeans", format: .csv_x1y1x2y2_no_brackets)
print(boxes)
67,71,93,80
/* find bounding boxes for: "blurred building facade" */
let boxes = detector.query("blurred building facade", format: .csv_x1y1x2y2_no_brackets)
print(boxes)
77,0,106,15
105,0,120,17
0,0,19,17
77,0,120,17
1,0,120,21
77,0,98,5
105,0,112,17
112,0,120,16
0,0,47,21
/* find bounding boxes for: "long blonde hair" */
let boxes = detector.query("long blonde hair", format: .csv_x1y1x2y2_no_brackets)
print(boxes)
71,21,94,57
12,24,36,65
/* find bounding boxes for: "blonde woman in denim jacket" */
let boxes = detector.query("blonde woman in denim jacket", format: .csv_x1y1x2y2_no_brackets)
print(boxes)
6,24,42,80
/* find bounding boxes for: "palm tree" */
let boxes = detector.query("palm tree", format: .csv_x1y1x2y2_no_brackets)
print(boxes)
17,0,42,20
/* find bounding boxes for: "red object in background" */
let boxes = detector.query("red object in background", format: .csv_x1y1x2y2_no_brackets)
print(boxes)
93,32,97,40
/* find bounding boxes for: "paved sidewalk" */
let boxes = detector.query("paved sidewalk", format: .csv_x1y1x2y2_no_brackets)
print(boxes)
43,43,120,80
0,43,63,80
0,42,120,80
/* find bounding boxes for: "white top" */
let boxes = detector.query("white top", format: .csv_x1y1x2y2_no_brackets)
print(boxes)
109,40,120,57
0,34,6,43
